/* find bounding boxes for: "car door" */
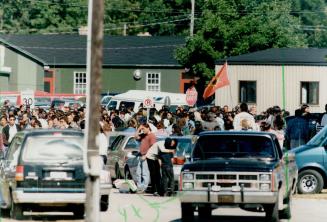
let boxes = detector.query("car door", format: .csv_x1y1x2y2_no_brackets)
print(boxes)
107,135,125,177
0,135,23,207
119,137,139,169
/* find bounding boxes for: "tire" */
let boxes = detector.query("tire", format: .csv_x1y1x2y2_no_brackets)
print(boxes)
198,205,211,219
10,201,24,220
73,205,85,219
297,169,324,194
181,203,194,221
264,201,279,222
0,208,11,218
100,195,109,212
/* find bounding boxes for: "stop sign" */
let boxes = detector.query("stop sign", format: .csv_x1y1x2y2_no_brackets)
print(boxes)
186,87,198,106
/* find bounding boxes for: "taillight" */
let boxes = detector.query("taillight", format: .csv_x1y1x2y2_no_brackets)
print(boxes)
179,174,183,191
15,165,24,181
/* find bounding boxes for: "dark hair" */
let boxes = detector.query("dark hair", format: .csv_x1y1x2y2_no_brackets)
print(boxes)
239,103,248,112
260,121,271,131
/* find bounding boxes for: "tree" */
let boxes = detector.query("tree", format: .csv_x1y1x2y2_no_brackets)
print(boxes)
175,0,307,103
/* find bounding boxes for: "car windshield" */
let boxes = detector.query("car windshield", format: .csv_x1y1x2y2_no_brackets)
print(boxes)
193,135,276,160
22,135,83,162
307,125,327,147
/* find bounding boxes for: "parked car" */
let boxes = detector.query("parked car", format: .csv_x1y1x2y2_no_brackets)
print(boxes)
34,97,51,110
294,125,327,194
0,129,111,220
106,133,139,180
179,131,298,222
51,99,84,110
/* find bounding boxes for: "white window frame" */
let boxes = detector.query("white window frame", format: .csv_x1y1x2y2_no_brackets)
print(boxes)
74,71,87,94
146,72,161,91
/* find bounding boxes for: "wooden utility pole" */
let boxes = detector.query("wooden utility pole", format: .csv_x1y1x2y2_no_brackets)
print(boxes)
84,0,104,221
190,0,195,36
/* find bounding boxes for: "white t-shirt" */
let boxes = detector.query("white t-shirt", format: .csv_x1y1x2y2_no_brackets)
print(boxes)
96,133,109,156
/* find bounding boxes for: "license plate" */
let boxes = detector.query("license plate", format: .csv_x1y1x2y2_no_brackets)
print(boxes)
50,171,67,179
218,195,234,203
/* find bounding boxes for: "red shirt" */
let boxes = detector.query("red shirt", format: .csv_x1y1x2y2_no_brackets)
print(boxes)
139,133,156,155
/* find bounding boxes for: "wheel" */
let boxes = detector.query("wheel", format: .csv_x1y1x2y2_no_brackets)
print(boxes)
297,169,324,194
181,203,194,221
73,205,85,219
0,208,11,218
264,201,279,222
10,201,24,220
198,205,211,219
100,195,109,212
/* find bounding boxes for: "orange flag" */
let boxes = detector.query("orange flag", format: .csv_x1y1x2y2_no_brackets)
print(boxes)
203,62,229,99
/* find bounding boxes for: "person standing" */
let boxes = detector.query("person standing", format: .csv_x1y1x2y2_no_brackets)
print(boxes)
159,138,178,196
135,123,156,193
321,104,327,127
2,115,21,147
233,103,258,131
145,138,175,196
285,109,309,149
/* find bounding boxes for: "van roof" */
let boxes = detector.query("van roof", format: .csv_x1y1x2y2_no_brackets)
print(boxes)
112,90,187,105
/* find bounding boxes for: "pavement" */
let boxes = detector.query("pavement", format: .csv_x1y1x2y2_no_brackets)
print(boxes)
1,189,327,221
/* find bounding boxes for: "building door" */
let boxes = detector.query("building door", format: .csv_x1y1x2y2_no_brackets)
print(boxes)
44,70,55,94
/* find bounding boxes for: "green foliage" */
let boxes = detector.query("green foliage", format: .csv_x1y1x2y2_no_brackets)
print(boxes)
175,0,308,79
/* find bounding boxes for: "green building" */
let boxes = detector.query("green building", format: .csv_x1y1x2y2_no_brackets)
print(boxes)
0,34,193,94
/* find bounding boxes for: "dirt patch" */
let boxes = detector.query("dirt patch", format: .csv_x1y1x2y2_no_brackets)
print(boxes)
294,189,327,199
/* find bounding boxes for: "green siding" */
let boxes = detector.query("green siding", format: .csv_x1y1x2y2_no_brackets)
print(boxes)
0,74,9,91
3,47,43,92
55,67,181,94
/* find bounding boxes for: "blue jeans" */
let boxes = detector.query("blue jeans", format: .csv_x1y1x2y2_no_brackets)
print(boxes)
136,157,150,191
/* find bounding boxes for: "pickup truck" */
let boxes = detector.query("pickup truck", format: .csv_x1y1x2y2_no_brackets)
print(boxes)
179,131,298,222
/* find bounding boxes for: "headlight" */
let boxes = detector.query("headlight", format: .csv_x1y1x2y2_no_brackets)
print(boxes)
260,183,270,191
183,173,194,180
183,182,194,190
260,174,271,181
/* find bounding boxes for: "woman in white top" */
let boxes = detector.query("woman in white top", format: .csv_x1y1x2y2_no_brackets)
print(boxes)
96,125,109,165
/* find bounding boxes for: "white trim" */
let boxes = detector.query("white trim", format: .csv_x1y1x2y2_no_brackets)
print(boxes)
146,71,161,92
73,71,87,94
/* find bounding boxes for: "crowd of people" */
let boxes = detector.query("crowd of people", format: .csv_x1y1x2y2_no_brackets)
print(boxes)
1,99,327,195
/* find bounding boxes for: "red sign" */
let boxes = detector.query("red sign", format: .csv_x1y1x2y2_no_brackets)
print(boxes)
186,87,198,106
143,97,154,108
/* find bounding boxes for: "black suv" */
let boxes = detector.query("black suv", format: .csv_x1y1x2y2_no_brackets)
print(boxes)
0,129,111,219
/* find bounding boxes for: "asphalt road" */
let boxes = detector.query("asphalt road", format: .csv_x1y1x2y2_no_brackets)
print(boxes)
1,189,327,222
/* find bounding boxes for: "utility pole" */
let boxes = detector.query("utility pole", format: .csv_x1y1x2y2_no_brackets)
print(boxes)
190,0,195,36
84,0,104,221
123,23,127,36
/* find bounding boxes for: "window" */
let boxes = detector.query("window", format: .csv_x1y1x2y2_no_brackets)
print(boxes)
74,72,86,94
146,72,160,91
239,81,256,103
301,82,319,105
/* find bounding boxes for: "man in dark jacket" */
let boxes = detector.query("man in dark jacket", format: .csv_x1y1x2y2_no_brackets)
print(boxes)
285,109,309,149
2,115,21,147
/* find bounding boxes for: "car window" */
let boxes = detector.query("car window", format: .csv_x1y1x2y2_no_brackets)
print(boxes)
175,139,192,157
6,136,23,161
193,135,276,160
22,135,83,162
307,125,327,147
119,101,135,110
125,138,140,150
110,135,124,151
107,100,117,110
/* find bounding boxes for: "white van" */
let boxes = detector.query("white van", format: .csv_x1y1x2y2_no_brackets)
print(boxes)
106,90,188,112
